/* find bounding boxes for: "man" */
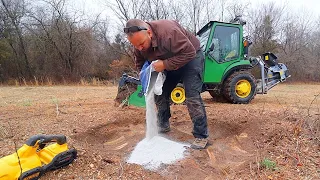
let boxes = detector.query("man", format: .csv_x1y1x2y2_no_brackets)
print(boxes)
124,19,208,149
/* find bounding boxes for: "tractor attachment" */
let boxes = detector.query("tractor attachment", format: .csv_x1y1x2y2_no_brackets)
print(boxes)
252,52,291,94
114,73,145,107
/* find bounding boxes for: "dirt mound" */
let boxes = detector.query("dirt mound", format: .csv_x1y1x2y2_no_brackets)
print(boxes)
210,121,243,139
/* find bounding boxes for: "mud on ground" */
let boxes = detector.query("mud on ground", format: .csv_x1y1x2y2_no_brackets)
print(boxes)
0,84,319,179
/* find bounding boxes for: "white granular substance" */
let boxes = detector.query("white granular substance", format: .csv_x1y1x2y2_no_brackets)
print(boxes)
145,85,159,140
127,136,189,170
127,73,189,170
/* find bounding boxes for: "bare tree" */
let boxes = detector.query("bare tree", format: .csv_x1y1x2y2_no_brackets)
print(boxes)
247,2,285,56
278,11,319,81
23,0,113,81
226,0,249,21
107,0,146,26
202,0,216,23
184,0,205,34
142,0,169,21
0,0,32,78
168,0,185,23
218,0,228,21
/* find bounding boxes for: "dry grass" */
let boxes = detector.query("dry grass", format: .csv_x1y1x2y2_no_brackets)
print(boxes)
2,77,117,87
34,76,39,86
79,77,109,86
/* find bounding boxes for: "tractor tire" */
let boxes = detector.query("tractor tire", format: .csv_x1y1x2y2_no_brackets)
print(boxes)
208,90,228,103
170,83,186,105
223,70,257,104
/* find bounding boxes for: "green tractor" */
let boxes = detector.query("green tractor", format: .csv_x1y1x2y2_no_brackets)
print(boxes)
115,17,290,107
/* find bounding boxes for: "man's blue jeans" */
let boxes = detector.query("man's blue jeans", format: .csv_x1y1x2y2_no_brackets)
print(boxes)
154,50,208,138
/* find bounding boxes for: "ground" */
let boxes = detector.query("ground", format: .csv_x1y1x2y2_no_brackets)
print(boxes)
0,84,319,179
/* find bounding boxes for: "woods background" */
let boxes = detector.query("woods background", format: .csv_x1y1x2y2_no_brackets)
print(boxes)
0,0,319,85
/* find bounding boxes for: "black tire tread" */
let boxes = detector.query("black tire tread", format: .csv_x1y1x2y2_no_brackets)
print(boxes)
208,90,228,102
222,70,257,104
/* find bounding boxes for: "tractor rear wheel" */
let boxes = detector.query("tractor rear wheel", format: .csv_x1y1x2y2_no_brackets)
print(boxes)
223,70,257,104
208,90,227,102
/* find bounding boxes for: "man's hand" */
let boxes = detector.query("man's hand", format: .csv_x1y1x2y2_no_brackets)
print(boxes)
152,60,165,72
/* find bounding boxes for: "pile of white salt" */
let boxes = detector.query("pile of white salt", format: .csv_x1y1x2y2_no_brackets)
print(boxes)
127,81,189,170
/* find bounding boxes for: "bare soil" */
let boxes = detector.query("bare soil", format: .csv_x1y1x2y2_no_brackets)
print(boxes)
0,84,319,179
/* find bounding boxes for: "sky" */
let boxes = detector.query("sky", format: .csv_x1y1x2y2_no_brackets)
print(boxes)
251,0,320,19
67,0,320,38
70,0,320,19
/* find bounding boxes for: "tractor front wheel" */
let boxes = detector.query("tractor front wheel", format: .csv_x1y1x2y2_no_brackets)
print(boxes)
223,71,257,104
170,84,186,104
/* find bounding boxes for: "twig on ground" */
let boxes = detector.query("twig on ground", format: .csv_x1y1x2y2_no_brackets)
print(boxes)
249,162,256,179
0,125,9,139
307,93,320,117
283,149,297,163
56,103,59,116
256,152,260,176
273,95,286,115
261,102,265,115
7,121,23,175
305,92,320,143
119,161,124,179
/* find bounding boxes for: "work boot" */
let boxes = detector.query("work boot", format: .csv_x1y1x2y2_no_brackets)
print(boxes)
158,126,171,133
191,138,208,149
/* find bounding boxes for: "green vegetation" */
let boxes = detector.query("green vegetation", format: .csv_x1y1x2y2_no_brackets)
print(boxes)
261,158,278,171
